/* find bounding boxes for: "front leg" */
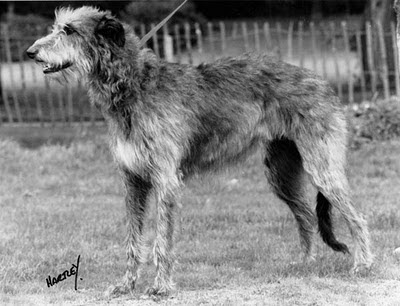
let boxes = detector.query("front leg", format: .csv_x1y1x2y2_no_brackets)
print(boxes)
146,174,181,297
106,168,152,297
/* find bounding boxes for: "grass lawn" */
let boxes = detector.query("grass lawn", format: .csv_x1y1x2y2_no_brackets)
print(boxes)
0,134,399,305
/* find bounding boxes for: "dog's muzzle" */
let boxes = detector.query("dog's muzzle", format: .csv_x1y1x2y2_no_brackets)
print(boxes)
26,46,72,74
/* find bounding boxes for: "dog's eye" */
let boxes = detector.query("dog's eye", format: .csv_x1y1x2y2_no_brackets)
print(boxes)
64,25,75,35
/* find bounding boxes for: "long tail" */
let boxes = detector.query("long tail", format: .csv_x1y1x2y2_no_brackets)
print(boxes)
316,192,350,254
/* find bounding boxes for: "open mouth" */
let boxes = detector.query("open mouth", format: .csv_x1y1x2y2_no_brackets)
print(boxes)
38,61,72,74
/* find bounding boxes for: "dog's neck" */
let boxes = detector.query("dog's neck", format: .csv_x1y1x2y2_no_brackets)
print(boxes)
87,34,161,136
87,38,141,107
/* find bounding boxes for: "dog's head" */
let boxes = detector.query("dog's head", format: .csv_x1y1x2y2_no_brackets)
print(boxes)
26,6,129,79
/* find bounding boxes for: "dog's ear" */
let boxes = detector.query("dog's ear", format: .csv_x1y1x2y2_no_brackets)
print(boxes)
95,16,125,48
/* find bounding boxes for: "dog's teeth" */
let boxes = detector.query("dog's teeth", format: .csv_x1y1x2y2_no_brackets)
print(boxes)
43,64,52,73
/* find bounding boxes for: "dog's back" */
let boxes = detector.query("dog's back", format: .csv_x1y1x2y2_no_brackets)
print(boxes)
135,53,342,177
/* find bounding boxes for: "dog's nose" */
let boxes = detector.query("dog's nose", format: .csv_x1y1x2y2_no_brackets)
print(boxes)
26,47,38,59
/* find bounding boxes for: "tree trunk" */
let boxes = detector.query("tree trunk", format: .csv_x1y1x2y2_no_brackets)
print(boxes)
395,0,400,66
363,0,396,83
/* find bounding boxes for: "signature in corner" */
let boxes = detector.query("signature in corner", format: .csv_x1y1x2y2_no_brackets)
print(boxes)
46,255,82,290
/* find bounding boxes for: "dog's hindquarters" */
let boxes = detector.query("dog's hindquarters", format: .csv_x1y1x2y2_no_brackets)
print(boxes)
263,104,372,267
264,137,316,258
294,111,373,269
264,136,352,259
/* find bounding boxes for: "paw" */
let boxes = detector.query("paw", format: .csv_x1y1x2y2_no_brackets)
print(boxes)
105,283,132,298
351,262,372,275
142,286,170,300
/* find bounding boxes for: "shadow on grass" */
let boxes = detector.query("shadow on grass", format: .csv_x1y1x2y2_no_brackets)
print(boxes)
18,135,75,149
0,124,108,149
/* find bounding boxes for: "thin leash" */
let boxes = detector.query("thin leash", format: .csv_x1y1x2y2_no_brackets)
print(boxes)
139,0,188,47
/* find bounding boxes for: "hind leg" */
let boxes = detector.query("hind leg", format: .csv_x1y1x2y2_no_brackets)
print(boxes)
296,124,373,271
265,138,316,260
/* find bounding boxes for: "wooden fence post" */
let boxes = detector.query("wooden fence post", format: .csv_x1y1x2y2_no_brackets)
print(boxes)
16,39,31,121
310,22,317,73
276,22,282,59
90,103,96,126
3,23,22,122
377,20,390,100
195,22,203,54
184,22,192,64
232,22,238,39
45,78,56,125
151,23,160,58
330,22,343,101
320,23,327,80
341,21,354,104
207,22,215,60
174,24,181,63
298,21,304,68
0,88,3,123
220,21,227,53
241,22,249,52
391,21,400,97
140,23,147,47
67,86,73,125
366,21,378,96
287,21,293,59
0,76,13,123
77,82,84,124
163,25,174,62
355,30,367,101
28,52,44,125
254,22,260,53
55,86,65,124
263,22,272,52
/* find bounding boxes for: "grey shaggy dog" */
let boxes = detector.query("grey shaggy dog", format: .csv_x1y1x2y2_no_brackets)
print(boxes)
27,6,372,297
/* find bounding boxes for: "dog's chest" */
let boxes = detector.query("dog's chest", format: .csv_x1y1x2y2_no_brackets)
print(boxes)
112,137,149,173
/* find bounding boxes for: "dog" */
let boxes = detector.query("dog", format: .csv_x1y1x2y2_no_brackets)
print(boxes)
26,6,372,297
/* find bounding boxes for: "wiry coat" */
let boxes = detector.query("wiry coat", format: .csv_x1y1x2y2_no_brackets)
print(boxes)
26,6,372,298
95,48,342,178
